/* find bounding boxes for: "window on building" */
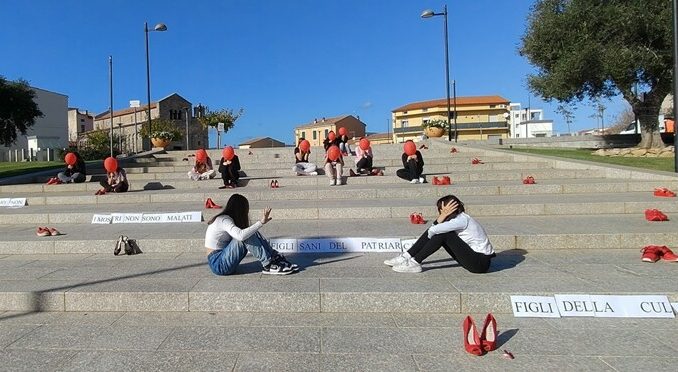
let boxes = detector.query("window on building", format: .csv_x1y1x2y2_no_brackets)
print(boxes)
324,129,329,137
301,131,306,139
80,118,85,122
178,110,182,120
313,131,317,140
422,108,428,112
401,120,409,127
422,117,430,124
80,124,85,132
522,114,527,120
515,114,519,118
490,105,496,108
403,111,408,114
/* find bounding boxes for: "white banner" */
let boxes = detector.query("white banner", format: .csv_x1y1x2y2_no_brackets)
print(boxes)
0,198,26,208
91,212,202,224
511,295,561,318
513,295,675,318
268,238,404,253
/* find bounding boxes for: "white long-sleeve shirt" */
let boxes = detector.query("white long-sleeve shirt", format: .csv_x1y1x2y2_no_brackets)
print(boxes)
205,215,262,250
427,212,494,255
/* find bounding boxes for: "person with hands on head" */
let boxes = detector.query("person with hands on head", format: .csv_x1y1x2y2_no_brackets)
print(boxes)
337,127,351,155
96,157,128,195
205,193,298,275
188,149,215,180
324,145,344,186
396,140,425,184
293,138,318,176
323,130,340,151
51,152,86,184
384,194,495,273
218,146,241,189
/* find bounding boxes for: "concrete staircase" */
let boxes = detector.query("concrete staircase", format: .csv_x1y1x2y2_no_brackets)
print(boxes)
1,139,678,314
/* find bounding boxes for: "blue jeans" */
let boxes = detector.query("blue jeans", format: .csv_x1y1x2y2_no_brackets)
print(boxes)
207,232,276,275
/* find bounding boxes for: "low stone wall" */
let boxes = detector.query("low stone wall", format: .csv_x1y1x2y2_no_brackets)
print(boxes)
593,146,675,157
491,134,641,149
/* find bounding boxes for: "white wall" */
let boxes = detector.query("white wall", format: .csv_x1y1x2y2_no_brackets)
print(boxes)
3,86,68,152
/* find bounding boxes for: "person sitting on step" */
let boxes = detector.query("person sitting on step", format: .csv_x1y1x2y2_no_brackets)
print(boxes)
53,151,86,184
218,146,241,189
292,138,318,176
396,140,425,184
384,194,496,273
350,137,382,176
205,193,298,275
188,149,215,181
324,145,344,186
96,157,129,195
322,130,340,151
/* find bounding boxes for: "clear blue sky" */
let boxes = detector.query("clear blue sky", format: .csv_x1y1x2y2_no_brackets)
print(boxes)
0,0,625,147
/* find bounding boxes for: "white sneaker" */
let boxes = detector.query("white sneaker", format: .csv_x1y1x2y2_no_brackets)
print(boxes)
392,259,422,273
330,179,336,186
410,179,419,184
419,177,425,184
384,254,408,267
309,171,318,176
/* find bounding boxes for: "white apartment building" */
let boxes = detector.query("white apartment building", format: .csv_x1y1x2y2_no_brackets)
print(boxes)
508,103,554,138
2,86,69,160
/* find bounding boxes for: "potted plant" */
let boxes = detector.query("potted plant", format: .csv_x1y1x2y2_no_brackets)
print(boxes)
422,119,447,138
140,118,182,148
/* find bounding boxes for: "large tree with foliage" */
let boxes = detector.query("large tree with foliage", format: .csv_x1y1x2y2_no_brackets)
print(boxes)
520,0,673,148
197,107,244,134
0,76,43,147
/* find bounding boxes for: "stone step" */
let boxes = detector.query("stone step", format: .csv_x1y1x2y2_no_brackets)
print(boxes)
1,214,676,253
0,249,675,313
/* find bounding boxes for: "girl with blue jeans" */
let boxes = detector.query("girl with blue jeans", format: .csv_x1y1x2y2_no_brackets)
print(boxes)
205,194,298,275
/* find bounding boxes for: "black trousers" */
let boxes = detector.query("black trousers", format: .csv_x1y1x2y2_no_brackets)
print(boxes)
221,164,240,185
356,157,373,172
396,159,422,181
99,180,129,193
407,230,493,273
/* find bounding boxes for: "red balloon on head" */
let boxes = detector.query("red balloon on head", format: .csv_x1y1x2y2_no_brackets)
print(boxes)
359,138,370,151
404,141,417,156
64,152,77,165
104,157,118,173
327,131,336,141
327,145,341,161
195,149,207,162
222,146,235,161
338,127,347,136
299,139,310,152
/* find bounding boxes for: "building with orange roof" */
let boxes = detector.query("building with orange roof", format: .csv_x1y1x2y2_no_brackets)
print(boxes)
391,95,511,142
293,115,366,147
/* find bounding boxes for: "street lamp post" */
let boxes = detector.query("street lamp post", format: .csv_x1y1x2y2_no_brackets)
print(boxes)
144,22,167,151
130,100,140,153
183,107,190,150
421,5,455,142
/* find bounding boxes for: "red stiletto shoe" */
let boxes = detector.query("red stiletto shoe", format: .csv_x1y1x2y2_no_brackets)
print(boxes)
462,316,484,356
274,180,279,188
442,176,451,185
480,313,497,352
270,180,275,188
432,176,440,185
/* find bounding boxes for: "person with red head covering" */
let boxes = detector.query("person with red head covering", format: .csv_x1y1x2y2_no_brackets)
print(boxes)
292,138,318,176
324,145,344,186
218,146,241,189
95,157,129,195
188,149,215,180
396,140,425,183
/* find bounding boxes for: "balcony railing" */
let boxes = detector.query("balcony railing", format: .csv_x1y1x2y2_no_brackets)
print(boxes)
393,122,508,133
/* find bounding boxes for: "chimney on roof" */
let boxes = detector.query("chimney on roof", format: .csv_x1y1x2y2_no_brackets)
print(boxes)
314,118,317,124
356,115,360,120
322,117,325,122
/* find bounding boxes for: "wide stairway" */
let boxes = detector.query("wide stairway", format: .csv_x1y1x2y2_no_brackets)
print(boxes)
1,139,677,370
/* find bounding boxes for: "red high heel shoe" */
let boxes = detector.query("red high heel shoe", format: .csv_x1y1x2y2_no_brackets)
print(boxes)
432,176,440,185
480,313,497,352
462,316,484,356
441,176,451,185
273,180,279,188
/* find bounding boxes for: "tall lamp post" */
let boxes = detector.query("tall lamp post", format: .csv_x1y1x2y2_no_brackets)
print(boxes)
144,22,167,150
421,5,455,142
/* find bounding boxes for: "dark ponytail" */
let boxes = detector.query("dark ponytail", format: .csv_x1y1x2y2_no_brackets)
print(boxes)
208,193,250,228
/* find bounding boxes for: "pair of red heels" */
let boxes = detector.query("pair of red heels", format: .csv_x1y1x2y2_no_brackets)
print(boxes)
36,227,62,237
46,177,63,185
641,245,678,262
204,198,222,209
645,209,668,221
432,176,451,185
522,176,536,184
450,147,458,153
463,314,497,356
471,158,484,164
409,213,426,224
654,187,676,197
270,180,280,188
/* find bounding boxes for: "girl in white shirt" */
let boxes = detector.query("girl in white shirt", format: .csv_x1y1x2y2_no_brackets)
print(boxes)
205,194,298,275
384,194,495,273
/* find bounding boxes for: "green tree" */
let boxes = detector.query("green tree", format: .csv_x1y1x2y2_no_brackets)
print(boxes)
520,0,672,148
86,129,121,152
0,76,43,146
197,108,244,134
139,118,182,140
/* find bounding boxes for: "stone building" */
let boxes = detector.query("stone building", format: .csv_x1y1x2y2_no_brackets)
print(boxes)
68,108,94,143
293,115,366,147
91,93,207,152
